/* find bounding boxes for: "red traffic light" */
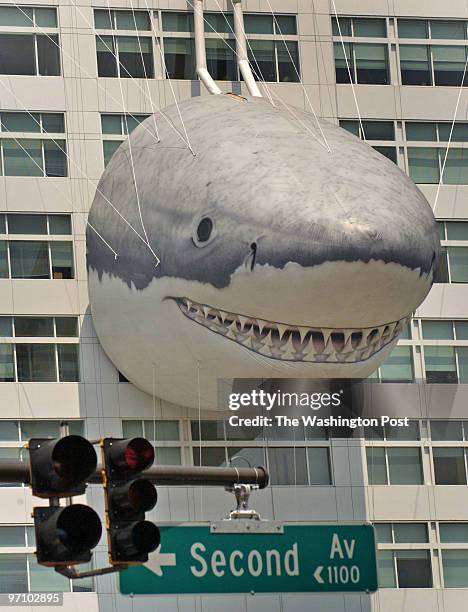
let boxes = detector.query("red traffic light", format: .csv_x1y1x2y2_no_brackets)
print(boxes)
124,438,154,471
105,438,154,477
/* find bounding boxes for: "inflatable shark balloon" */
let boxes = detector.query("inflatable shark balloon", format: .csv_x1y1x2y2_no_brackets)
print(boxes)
87,95,440,409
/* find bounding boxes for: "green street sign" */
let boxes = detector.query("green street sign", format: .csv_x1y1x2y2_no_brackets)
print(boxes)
120,523,378,595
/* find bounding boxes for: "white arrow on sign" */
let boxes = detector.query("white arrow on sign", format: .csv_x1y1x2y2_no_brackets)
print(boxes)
313,566,325,584
146,546,177,577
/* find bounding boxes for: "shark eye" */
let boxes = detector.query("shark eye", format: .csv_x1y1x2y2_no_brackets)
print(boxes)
194,217,214,246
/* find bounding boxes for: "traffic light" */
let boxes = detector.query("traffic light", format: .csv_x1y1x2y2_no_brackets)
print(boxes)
101,437,160,564
28,435,102,566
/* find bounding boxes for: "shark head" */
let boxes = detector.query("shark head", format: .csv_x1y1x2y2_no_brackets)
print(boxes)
87,95,439,409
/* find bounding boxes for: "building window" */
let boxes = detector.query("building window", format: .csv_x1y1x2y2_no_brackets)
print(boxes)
433,448,467,484
101,113,149,166
400,45,432,85
366,447,423,485
334,42,390,84
0,318,79,383
94,9,151,31
0,34,60,76
332,17,387,38
400,43,468,87
398,18,468,40
407,147,468,185
0,139,67,177
375,346,415,382
96,35,154,78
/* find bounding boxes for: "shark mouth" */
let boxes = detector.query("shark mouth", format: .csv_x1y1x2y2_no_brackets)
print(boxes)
175,298,409,364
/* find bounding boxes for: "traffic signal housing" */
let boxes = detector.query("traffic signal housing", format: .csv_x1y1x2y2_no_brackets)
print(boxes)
102,437,160,564
28,435,102,566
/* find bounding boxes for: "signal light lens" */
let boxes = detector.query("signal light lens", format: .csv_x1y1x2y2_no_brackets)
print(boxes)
57,505,102,555
124,438,154,472
128,480,158,513
51,436,97,486
132,521,160,554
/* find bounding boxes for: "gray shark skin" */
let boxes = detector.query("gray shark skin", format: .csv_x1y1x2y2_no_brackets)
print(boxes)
86,95,440,408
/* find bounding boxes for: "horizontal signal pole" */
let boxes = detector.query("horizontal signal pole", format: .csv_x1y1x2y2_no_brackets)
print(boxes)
0,460,269,489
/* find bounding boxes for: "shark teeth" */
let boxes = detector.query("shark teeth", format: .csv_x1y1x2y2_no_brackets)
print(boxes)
175,298,409,365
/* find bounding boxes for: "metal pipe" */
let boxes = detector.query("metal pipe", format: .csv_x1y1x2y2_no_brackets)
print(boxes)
232,0,262,97
0,460,269,489
194,0,222,95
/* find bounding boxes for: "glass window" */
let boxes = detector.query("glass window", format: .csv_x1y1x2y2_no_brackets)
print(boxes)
332,17,351,37
434,247,449,283
373,146,397,163
367,447,387,484
422,320,454,339
2,139,42,176
268,447,308,485
0,554,28,593
438,221,446,240
16,344,56,382
438,122,468,142
28,555,70,592
400,45,432,85
164,38,196,79
406,121,437,141
393,523,428,543
115,10,150,31
398,20,428,39
249,40,276,82
122,420,143,437
432,46,468,87
101,115,122,135
7,214,46,235
424,346,457,383
162,12,193,33
355,43,389,84
193,447,226,467
395,550,432,588
0,34,36,75
117,36,153,78
0,7,34,27
68,421,84,436
57,344,79,382
123,114,148,134
15,318,54,337
307,448,332,484
277,41,300,83
442,148,468,185
433,448,467,484
431,21,466,40
48,215,71,235
244,14,273,35
380,346,414,382
408,147,440,183
457,347,468,383
37,35,60,76
227,447,265,469
387,448,423,484
334,42,354,83
206,39,237,81
94,9,112,29
275,16,297,36
9,241,49,279
448,247,468,282
455,321,468,339
431,420,463,441
155,447,181,465
50,241,74,279
354,19,386,38
362,121,394,140
1,112,40,133
0,420,18,440
377,550,397,588
0,345,15,382
21,420,60,439
0,526,25,546
41,114,64,134
0,215,4,234
35,8,57,28
103,140,122,166
144,420,179,441
442,550,468,588
375,523,393,543
0,241,7,278
96,36,117,77
340,120,360,137
440,523,468,543
446,222,468,240
55,318,77,337
204,13,234,34
44,140,67,177
386,421,419,441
